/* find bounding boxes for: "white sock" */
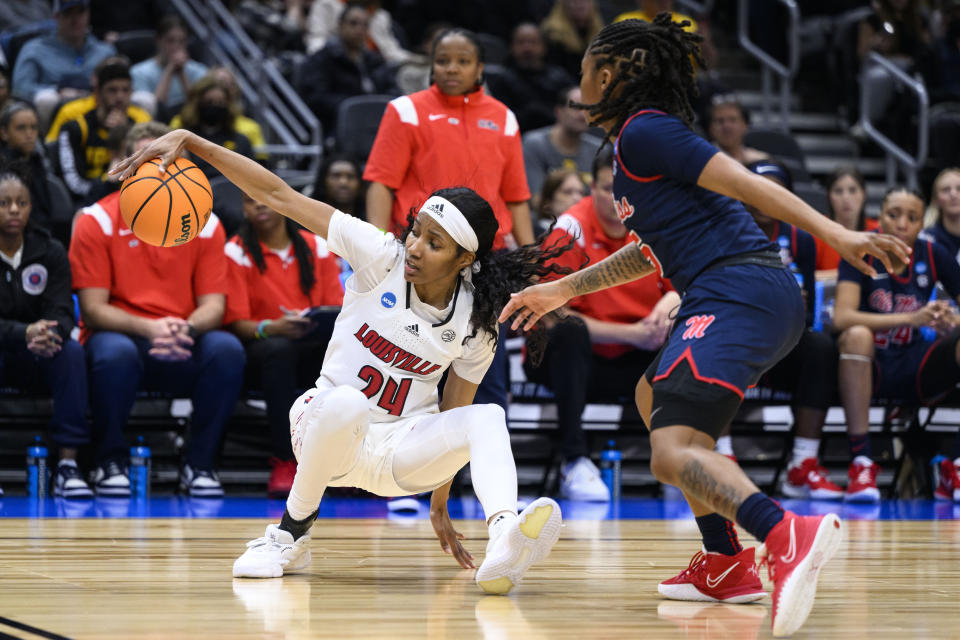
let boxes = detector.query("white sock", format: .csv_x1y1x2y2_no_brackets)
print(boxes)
715,435,734,456
791,437,820,467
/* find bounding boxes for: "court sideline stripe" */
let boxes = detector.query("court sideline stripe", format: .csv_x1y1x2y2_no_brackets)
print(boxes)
0,617,72,640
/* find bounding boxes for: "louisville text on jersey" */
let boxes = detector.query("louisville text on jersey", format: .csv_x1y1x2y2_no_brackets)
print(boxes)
354,323,442,376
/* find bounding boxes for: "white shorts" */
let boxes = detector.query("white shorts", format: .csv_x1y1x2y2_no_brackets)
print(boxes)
289,388,439,498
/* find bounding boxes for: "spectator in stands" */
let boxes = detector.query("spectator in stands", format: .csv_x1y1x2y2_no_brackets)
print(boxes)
526,148,679,500
716,160,843,500
299,3,398,137
184,67,267,160
923,168,960,262
0,101,66,238
523,86,601,208
131,15,208,122
613,0,717,66
312,154,365,220
856,0,930,132
0,163,93,499
68,121,245,498
707,94,769,165
305,0,419,64
816,166,874,271
224,193,344,498
11,0,115,123
51,57,149,205
364,28,533,410
834,186,960,503
0,1,52,31
485,23,574,133
540,0,604,77
173,75,256,181
535,167,585,233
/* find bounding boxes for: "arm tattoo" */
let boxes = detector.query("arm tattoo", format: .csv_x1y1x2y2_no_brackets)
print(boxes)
569,243,656,296
678,458,749,520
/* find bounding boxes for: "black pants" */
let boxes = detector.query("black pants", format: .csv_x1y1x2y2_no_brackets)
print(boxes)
524,318,658,461
245,336,331,460
761,329,838,411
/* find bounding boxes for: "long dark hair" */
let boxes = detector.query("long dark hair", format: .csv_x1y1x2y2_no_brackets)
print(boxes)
576,14,704,140
238,217,316,297
312,154,364,217
400,187,577,363
825,166,867,230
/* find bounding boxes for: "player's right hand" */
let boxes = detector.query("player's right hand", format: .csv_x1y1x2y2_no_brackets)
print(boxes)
832,227,911,278
112,129,193,179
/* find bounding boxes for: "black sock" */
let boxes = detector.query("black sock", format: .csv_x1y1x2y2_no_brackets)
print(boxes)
735,492,785,543
279,508,318,541
848,433,872,460
695,513,743,556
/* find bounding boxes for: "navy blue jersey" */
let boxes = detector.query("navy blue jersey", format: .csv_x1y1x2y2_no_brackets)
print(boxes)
838,236,960,351
922,223,960,267
612,110,774,291
769,221,817,326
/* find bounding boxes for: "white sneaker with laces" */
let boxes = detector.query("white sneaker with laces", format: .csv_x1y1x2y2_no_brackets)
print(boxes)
53,460,94,499
92,461,131,497
180,464,224,498
560,457,610,502
475,497,562,594
233,524,312,578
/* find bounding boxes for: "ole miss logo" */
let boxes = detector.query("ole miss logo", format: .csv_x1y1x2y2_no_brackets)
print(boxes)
682,315,715,340
614,196,635,222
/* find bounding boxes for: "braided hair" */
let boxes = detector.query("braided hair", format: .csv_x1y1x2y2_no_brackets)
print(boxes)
237,217,317,297
577,14,704,140
400,187,578,364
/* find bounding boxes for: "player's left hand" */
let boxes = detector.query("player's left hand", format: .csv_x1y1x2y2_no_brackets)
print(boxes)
112,129,194,179
430,504,475,569
833,228,911,278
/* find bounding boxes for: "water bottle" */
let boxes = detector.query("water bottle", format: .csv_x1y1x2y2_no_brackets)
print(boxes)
600,440,622,501
26,436,48,499
812,280,825,332
130,436,151,498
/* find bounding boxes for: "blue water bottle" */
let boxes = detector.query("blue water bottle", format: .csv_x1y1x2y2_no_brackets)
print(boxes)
130,436,151,498
600,440,622,501
26,436,48,499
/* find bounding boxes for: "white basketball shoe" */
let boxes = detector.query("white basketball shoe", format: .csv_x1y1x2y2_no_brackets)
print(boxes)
233,524,312,578
475,497,562,595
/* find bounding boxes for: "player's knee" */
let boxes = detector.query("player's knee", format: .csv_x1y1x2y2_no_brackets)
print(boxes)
475,403,506,426
839,325,874,356
648,441,682,485
329,386,369,425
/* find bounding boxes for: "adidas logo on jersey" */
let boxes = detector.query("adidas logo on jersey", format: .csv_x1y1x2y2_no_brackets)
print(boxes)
405,323,419,336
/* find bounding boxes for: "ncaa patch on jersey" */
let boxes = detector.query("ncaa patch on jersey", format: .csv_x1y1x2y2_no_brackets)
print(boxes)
381,292,397,308
22,263,48,295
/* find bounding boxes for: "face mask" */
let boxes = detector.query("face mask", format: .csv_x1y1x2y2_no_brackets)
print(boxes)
198,104,229,127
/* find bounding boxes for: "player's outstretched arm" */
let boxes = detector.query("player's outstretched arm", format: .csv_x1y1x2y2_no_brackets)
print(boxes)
499,242,657,331
697,152,911,277
111,130,337,239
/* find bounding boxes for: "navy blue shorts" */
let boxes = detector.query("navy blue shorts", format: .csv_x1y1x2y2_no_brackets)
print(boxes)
875,330,960,405
644,261,805,438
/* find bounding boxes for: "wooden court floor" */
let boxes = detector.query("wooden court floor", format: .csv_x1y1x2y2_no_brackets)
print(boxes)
0,517,957,639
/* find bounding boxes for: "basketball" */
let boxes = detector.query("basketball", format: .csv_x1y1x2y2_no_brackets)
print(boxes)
119,157,213,247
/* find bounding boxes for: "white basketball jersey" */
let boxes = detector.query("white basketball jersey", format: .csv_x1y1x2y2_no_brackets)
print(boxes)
315,250,478,422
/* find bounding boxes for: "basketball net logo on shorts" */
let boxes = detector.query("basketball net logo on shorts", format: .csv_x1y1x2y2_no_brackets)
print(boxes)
682,315,715,340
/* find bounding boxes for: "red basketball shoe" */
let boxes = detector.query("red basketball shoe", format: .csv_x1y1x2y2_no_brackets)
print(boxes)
845,456,880,503
760,512,844,637
782,457,844,500
658,547,766,604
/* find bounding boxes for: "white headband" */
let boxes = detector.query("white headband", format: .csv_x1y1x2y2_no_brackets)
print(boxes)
419,196,479,253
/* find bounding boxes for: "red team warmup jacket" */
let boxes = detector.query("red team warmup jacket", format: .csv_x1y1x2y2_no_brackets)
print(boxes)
223,231,344,325
544,195,675,358
363,84,531,249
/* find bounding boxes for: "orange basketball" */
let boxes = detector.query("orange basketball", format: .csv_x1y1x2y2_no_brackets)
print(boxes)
119,157,213,247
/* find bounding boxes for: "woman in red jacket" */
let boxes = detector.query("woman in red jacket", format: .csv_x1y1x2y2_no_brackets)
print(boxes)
224,193,344,498
364,28,535,251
